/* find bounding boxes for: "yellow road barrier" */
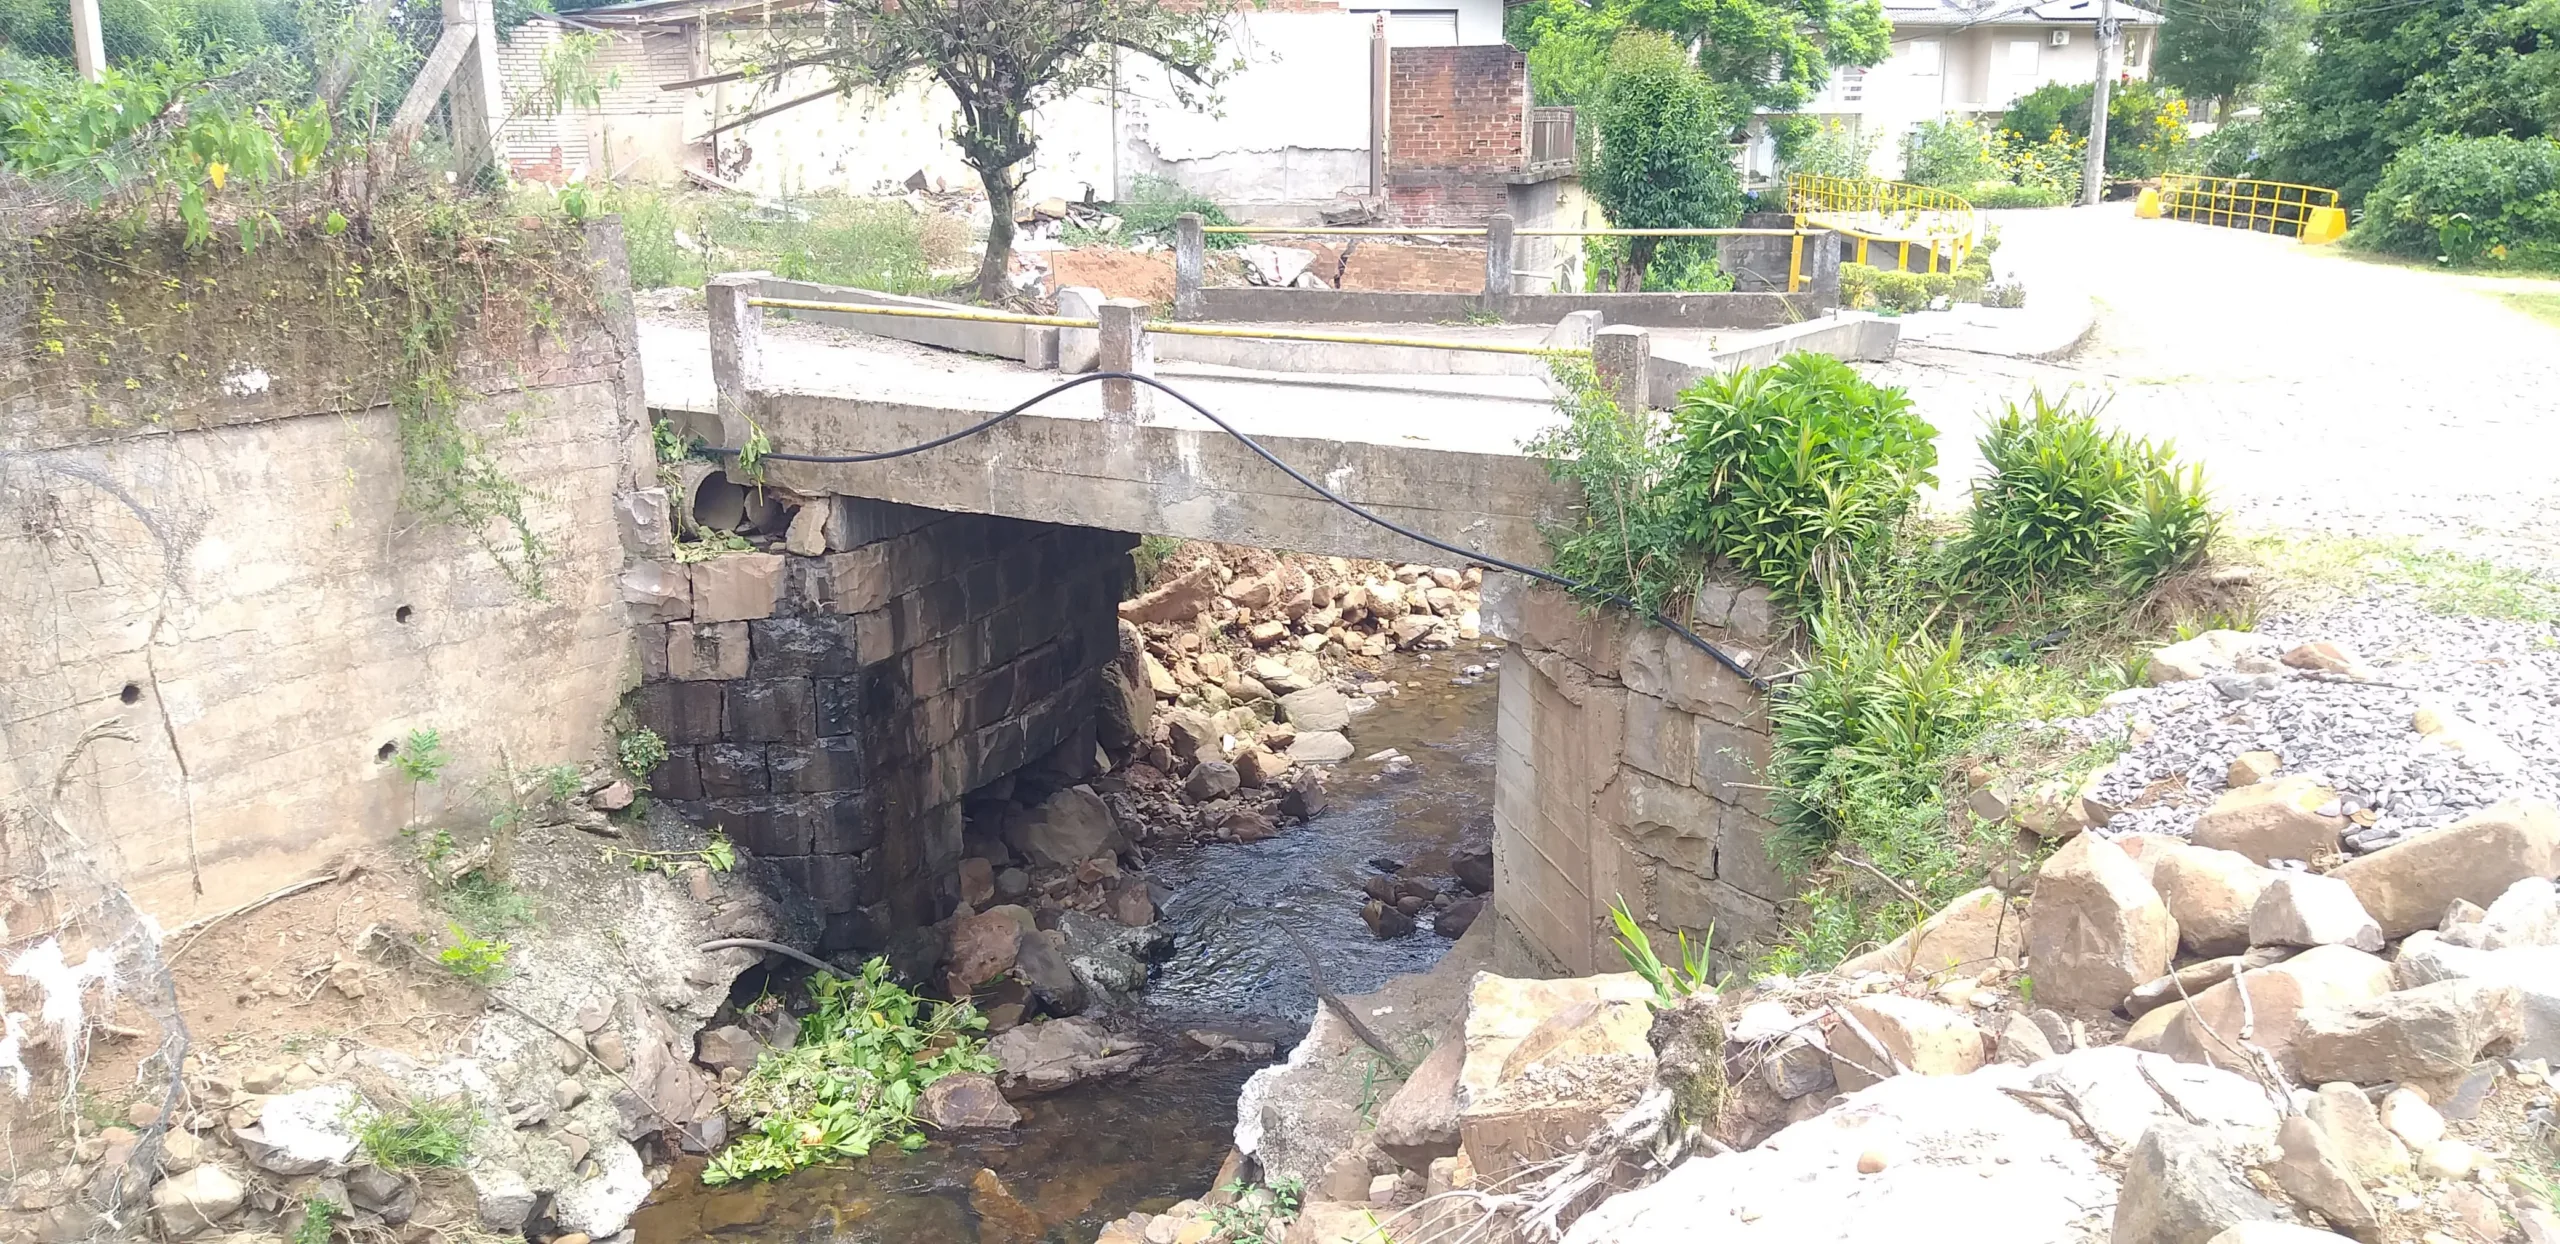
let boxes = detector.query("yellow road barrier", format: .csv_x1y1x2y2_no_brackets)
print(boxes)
2154,175,2344,244
1784,174,1980,274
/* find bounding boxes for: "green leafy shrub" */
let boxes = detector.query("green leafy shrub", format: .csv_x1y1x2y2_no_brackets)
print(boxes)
2181,118,2265,178
1961,393,2217,595
1661,354,1937,607
1768,608,1981,863
436,924,509,983
1999,79,2188,179
1983,279,2028,308
1079,174,1244,250
1585,30,1744,290
357,1098,476,1170
1901,119,1999,189
704,959,995,1185
1965,181,2067,209
391,728,449,783
2351,134,2560,269
1584,234,1735,292
617,727,669,778
1776,116,1879,179
1867,267,1931,313
1989,128,2085,201
604,186,946,291
1838,261,1880,310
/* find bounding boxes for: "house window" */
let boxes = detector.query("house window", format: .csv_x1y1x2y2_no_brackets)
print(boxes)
2122,33,2147,69
1904,39,1942,76
1835,65,1866,102
2006,39,2040,78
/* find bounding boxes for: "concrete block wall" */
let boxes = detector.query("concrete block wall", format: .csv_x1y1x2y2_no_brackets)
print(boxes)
0,218,651,925
629,499,1134,951
1483,579,1795,975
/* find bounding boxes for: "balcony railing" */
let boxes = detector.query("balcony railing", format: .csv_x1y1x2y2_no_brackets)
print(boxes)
1528,107,1577,172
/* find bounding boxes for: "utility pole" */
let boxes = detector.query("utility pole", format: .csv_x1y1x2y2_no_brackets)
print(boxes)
69,0,106,82
2079,0,2115,206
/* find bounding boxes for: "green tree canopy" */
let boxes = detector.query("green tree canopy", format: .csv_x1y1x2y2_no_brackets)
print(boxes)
1585,29,1743,288
2258,0,2560,203
2151,0,2296,118
1507,0,1890,111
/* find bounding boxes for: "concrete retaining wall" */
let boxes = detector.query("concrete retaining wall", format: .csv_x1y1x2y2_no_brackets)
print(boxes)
629,502,1132,950
0,220,653,923
1482,579,1796,975
1647,316,1903,404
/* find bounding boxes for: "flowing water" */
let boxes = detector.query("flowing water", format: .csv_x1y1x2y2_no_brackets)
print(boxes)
631,654,1500,1243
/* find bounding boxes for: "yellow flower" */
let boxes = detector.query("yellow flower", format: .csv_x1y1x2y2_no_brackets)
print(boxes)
206,162,228,191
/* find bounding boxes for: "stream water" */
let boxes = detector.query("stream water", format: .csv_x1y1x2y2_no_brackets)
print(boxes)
630,654,1500,1242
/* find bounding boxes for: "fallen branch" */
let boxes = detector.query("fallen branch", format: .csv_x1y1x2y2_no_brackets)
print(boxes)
168,867,357,962
1281,923,1410,1076
696,937,843,978
2137,1057,2208,1127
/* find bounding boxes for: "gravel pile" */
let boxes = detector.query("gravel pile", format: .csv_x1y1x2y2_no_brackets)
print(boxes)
2054,596,2560,853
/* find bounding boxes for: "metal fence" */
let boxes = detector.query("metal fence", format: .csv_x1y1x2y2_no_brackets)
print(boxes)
2154,174,2343,241
1784,174,1981,274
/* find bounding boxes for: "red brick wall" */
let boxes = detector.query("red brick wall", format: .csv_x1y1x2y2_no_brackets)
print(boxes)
1388,45,1528,174
1384,180,1512,227
1302,240,1486,292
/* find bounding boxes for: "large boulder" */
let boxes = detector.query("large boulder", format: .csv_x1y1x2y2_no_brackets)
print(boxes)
986,1017,1146,1094
151,1165,247,1238
2155,944,2395,1078
1835,887,2024,980
2292,978,2522,1091
1562,1049,2277,1244
2303,1081,2410,1182
2391,933,2560,1060
2153,847,2273,957
2329,799,2560,937
2444,876,2560,950
2188,776,2344,865
2025,834,2178,1014
918,1073,1021,1130
1371,1036,1464,1169
1278,685,1352,733
2149,630,2262,684
1454,974,1658,1183
2248,873,2383,952
2112,1121,2282,1244
1828,995,1986,1093
946,909,1028,993
1121,566,1217,624
2264,1113,2377,1239
1002,786,1123,869
235,1083,369,1176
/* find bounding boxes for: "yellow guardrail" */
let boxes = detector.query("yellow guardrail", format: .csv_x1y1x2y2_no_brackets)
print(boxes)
742,297,1591,357
2145,175,2347,245
1784,174,1980,274
1195,225,1820,238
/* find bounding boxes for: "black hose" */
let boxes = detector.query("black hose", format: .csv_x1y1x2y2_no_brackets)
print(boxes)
701,370,1771,690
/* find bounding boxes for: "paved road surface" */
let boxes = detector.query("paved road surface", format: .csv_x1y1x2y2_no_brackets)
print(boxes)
1874,204,2560,565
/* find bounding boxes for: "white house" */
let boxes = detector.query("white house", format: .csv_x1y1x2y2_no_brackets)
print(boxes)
496,0,1507,217
1743,0,2165,182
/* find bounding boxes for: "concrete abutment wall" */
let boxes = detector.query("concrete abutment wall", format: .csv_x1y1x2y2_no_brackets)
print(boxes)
1483,579,1793,975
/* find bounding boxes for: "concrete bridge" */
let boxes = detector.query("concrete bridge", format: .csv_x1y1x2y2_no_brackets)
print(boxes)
634,277,1880,974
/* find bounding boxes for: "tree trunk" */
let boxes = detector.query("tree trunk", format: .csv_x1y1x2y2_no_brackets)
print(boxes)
1621,237,1658,292
974,161,1018,303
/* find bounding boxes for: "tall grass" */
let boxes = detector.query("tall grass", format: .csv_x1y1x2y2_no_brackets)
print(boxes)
605,185,959,293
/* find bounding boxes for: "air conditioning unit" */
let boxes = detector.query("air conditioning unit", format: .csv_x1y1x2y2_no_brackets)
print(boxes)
2050,29,2072,45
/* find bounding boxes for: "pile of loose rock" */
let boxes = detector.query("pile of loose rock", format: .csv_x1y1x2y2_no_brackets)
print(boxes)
1182,780,2560,1243
2030,606,2560,858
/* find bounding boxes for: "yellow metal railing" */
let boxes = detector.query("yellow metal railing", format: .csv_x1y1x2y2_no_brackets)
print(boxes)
743,297,1591,358
2151,175,2346,244
1783,174,1981,274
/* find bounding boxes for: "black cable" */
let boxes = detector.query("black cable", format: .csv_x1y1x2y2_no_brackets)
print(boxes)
701,370,1773,691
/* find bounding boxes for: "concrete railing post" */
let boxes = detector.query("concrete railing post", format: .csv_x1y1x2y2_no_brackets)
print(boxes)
1173,213,1206,321
707,273,765,452
1592,324,1651,413
1098,298,1153,421
1482,212,1516,320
